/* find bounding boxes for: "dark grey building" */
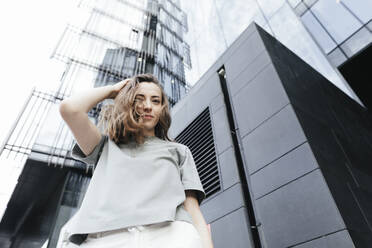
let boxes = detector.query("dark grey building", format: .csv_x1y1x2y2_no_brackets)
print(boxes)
169,22,372,247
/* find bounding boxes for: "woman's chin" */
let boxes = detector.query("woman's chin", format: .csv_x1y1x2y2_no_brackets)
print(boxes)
143,122,155,129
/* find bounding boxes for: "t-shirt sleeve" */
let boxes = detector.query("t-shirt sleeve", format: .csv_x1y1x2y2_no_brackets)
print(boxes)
71,134,107,165
180,146,206,205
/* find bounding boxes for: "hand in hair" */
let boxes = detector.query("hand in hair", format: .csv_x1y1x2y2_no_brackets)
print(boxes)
108,79,131,99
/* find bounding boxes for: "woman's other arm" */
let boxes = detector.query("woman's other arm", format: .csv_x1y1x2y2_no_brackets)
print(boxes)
59,80,128,156
184,190,214,248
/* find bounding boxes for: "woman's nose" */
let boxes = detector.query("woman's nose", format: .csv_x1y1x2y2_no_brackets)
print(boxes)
143,100,152,109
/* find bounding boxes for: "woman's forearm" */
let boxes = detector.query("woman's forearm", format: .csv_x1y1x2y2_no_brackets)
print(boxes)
187,207,214,248
60,85,113,114
194,218,214,248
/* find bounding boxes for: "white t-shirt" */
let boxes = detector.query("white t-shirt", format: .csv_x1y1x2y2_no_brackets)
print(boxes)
65,134,206,245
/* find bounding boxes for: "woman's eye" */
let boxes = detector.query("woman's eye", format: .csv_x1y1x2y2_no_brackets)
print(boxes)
135,99,159,105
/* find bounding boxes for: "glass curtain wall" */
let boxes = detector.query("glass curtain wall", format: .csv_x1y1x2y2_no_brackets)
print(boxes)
0,0,191,238
291,0,372,67
181,0,370,104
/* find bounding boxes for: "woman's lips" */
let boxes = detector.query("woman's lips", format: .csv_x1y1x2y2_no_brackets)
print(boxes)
143,115,153,120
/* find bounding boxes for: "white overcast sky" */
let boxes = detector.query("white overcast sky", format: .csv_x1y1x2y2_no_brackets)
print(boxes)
0,0,79,147
0,0,85,221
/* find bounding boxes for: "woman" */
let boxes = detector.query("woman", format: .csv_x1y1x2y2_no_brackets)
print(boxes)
59,73,214,248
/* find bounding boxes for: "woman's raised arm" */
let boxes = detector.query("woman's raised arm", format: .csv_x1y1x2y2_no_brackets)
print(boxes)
59,79,129,156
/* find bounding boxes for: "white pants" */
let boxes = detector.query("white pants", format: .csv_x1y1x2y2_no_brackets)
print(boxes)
63,221,203,248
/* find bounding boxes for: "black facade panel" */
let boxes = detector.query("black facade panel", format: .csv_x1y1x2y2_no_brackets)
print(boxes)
0,160,69,247
257,24,372,247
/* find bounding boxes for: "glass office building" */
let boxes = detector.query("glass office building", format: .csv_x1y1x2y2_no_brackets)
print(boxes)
0,0,191,247
182,0,371,108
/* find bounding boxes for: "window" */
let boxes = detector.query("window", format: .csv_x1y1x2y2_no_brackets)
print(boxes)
311,0,362,43
340,0,372,24
301,11,337,53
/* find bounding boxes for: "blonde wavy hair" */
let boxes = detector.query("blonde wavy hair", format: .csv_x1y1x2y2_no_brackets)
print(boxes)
97,73,174,145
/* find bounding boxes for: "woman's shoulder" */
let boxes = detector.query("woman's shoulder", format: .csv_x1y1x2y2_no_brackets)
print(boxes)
160,141,188,166
160,139,187,151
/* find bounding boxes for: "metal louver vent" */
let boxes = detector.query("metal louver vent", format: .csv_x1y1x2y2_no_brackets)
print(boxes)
175,107,221,199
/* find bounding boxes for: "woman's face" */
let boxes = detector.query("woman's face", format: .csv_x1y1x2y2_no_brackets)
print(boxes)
134,82,163,136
